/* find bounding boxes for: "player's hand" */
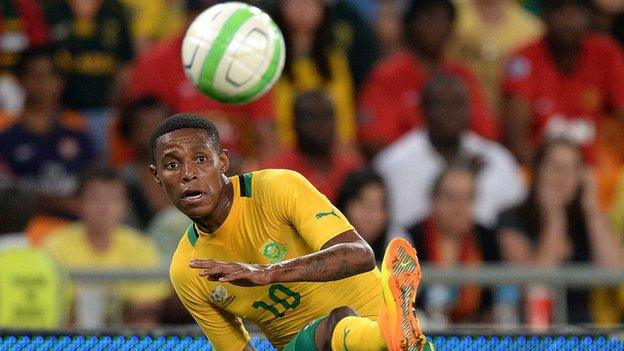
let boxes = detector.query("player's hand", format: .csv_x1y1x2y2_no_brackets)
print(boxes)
189,259,273,286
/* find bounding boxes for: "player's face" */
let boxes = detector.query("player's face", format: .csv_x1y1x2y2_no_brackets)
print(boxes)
150,128,229,218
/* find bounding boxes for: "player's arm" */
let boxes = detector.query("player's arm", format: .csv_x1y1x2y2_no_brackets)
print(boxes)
190,170,376,286
191,230,375,285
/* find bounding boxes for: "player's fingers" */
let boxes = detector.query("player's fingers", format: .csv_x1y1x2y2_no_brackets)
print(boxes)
189,259,222,268
219,270,247,282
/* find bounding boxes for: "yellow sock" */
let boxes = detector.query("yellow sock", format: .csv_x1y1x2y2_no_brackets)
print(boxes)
330,316,386,351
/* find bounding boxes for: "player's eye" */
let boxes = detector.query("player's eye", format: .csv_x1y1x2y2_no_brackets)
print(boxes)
165,161,179,170
196,155,207,163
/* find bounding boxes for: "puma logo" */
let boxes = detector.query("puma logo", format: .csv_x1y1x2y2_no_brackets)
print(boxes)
315,209,339,220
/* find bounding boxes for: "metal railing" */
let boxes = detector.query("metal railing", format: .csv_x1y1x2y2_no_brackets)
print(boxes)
68,264,624,326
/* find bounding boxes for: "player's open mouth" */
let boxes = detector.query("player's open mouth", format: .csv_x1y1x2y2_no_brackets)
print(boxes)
182,190,204,205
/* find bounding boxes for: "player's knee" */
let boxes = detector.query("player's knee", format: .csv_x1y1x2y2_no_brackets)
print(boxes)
319,306,358,350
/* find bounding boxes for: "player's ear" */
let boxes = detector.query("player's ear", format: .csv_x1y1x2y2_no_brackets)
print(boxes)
219,148,230,174
149,164,161,184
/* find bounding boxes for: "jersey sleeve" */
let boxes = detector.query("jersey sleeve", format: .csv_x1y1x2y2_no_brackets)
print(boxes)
170,264,250,350
263,170,355,251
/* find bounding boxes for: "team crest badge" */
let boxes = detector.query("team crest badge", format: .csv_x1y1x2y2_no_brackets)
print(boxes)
262,241,287,263
210,285,235,307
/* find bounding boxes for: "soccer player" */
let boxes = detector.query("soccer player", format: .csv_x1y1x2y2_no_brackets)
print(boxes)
149,114,434,351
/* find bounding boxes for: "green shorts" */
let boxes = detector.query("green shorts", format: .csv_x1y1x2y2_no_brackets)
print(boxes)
282,316,326,351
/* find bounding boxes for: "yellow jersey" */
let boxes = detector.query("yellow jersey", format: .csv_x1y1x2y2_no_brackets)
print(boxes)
170,170,382,350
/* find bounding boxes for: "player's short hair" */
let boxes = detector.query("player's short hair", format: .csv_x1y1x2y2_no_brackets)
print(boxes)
149,113,222,163
76,166,125,196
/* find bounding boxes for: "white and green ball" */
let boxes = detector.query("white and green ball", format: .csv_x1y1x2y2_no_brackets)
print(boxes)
181,2,285,105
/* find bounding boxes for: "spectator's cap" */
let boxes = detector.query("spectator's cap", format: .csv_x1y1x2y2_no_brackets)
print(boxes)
403,0,456,25
185,0,220,12
541,0,594,12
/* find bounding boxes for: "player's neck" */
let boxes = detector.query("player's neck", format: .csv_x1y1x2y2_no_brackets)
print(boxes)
194,175,234,234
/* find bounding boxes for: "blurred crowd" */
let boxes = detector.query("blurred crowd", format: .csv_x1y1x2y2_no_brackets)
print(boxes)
1,0,624,332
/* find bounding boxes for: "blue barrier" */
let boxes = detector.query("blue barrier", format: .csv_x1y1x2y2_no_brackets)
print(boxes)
1,335,623,350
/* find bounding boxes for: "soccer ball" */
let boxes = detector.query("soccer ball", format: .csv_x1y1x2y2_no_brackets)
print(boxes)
181,2,285,105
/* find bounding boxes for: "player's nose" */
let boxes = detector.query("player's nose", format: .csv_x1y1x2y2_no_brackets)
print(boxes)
181,162,199,182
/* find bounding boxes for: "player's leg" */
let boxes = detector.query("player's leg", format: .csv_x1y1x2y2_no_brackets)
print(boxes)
315,306,386,351
325,238,434,351
330,238,433,351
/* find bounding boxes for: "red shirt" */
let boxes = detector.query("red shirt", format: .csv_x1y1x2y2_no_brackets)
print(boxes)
358,51,499,149
127,33,274,155
0,0,48,72
503,34,624,158
260,149,364,202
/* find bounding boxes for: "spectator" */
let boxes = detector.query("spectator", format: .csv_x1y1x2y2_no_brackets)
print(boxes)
502,0,624,166
261,90,363,201
127,0,277,163
0,186,69,329
497,139,623,323
448,0,543,114
268,0,358,153
42,167,170,327
0,0,49,114
405,166,500,325
358,0,499,158
118,96,172,229
0,46,95,244
45,0,134,157
375,73,523,230
336,169,389,262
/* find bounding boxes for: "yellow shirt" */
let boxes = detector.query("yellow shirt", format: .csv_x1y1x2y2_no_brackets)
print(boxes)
170,170,382,350
43,223,170,304
274,49,356,148
449,0,543,111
